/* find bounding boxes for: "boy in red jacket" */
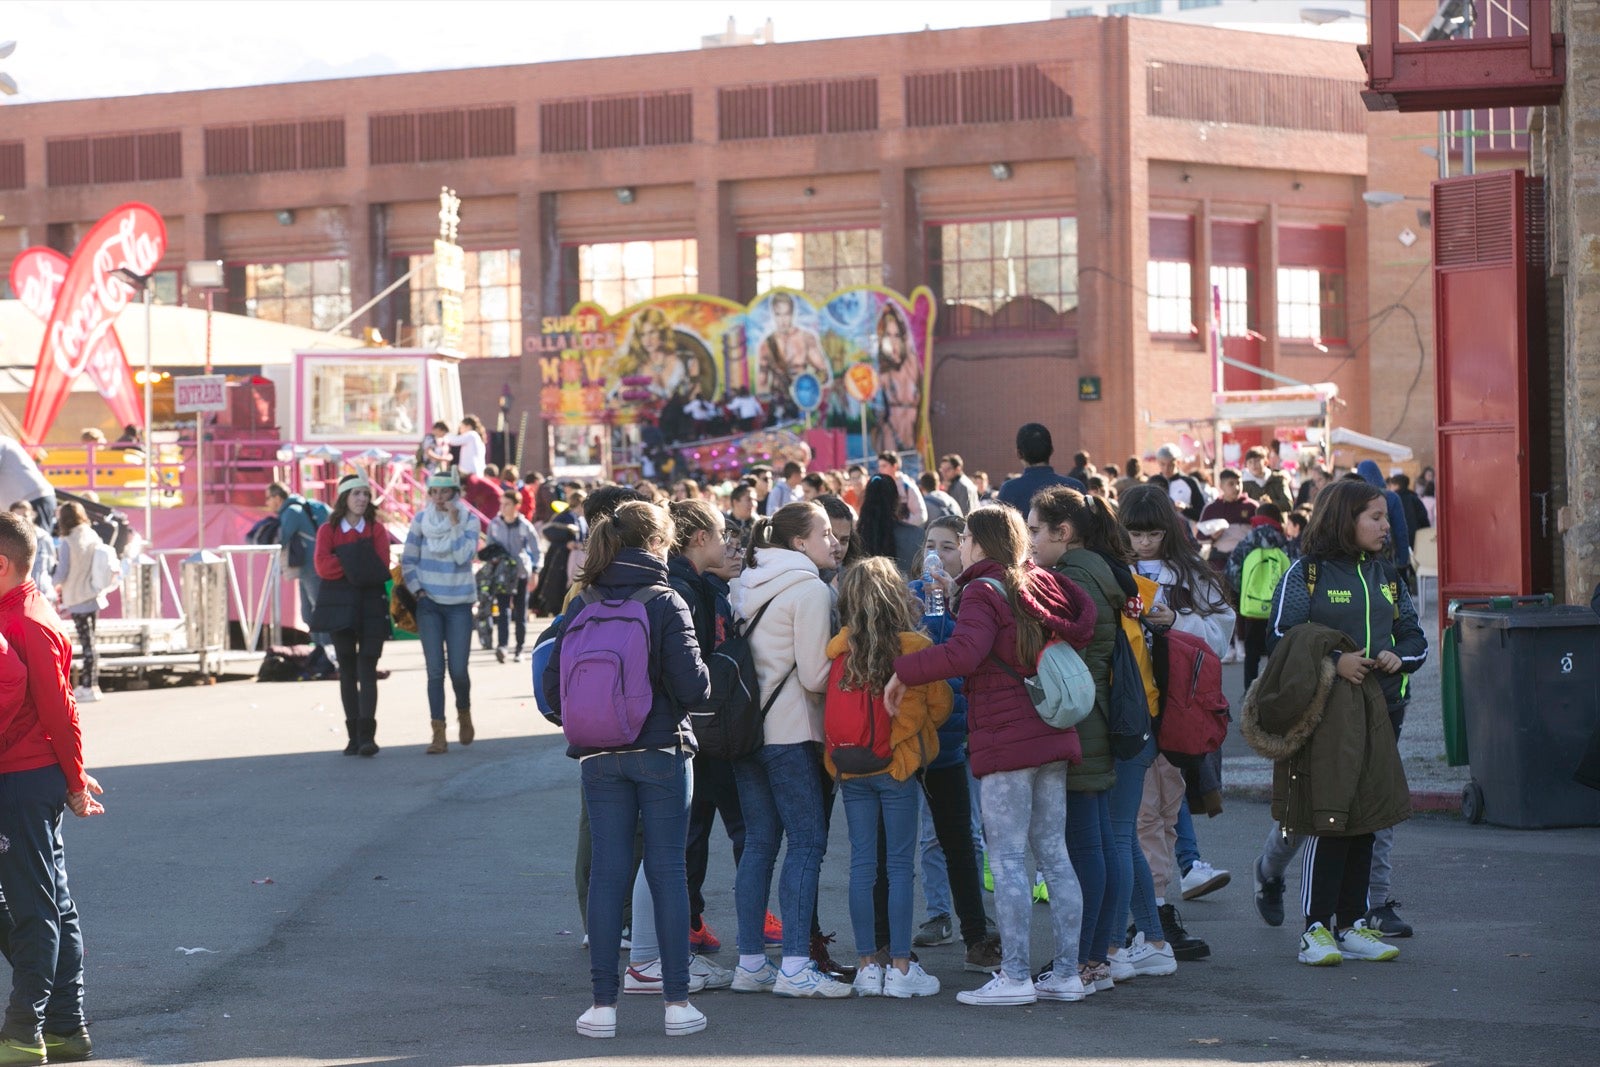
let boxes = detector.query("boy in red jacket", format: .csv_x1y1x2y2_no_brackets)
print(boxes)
0,511,104,1065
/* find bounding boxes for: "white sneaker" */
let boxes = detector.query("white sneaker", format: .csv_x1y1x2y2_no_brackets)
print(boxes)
773,961,852,998
1337,920,1400,962
1298,922,1343,966
1123,933,1177,976
1106,950,1136,982
730,959,778,993
1034,969,1087,1002
1180,860,1232,901
624,958,709,995
73,685,101,703
956,972,1037,1006
576,1005,616,1038
882,961,940,998
580,933,589,949
852,962,885,997
664,1001,706,1037
689,953,733,990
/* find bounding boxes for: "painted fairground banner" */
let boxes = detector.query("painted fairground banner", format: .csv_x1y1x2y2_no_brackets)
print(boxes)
536,285,936,462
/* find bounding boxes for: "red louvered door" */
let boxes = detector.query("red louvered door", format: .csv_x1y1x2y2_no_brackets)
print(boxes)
1431,170,1552,617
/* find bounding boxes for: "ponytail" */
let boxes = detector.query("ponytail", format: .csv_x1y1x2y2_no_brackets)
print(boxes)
577,501,674,587
1033,486,1131,563
744,501,824,568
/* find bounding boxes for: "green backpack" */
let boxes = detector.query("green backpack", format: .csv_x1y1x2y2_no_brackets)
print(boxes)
1239,545,1291,619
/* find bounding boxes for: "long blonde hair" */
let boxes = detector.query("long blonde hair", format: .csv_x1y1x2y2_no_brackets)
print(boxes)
835,557,918,692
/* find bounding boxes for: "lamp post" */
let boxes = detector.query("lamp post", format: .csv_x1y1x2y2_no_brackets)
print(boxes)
111,267,156,546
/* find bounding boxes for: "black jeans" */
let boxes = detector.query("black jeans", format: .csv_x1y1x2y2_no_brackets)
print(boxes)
494,578,529,651
330,629,381,737
1241,617,1270,692
70,614,96,689
1303,832,1375,932
0,766,84,1042
685,753,744,924
920,763,990,946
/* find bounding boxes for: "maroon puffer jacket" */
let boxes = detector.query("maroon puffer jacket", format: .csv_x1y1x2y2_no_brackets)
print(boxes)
894,559,1096,778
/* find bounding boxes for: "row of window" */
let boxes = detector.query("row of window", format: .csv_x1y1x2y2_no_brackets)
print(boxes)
95,217,1344,356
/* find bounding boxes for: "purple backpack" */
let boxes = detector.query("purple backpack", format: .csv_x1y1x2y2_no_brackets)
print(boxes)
559,587,658,748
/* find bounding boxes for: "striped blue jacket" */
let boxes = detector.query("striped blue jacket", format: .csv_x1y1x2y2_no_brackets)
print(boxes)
401,509,481,605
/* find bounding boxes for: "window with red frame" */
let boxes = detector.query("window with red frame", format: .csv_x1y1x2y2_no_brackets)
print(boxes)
1147,216,1194,336
1276,226,1346,344
402,248,522,358
737,229,882,302
227,259,351,331
928,216,1077,336
559,238,698,311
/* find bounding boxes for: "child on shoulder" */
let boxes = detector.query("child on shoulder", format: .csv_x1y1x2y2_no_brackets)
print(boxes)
824,557,952,998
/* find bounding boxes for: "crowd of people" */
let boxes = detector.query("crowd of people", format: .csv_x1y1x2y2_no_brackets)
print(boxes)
522,421,1431,1038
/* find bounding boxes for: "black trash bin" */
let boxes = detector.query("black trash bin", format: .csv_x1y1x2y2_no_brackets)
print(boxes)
1455,603,1600,829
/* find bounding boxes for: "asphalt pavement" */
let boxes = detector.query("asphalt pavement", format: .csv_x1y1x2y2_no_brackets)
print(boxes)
61,628,1600,1066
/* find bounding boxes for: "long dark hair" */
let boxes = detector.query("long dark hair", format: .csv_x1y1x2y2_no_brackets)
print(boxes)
1118,483,1230,614
815,494,864,568
745,501,824,568
1300,479,1384,561
578,501,675,586
858,474,905,560
965,506,1046,669
330,487,384,529
1030,485,1130,563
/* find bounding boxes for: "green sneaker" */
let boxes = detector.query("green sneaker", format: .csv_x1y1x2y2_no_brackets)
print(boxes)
1033,874,1049,904
44,1026,93,1062
982,853,994,893
1297,922,1343,966
1337,920,1400,962
0,1036,46,1065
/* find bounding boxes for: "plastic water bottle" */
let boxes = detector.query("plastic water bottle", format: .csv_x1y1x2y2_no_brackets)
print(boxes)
923,552,947,616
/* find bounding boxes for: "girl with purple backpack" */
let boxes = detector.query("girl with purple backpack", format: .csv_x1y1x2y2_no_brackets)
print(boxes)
542,502,712,1039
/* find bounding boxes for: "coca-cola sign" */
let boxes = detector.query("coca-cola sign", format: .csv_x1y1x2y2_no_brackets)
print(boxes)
14,202,167,443
8,247,144,435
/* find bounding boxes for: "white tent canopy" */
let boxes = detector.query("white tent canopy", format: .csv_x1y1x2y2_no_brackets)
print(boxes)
1328,426,1415,462
0,300,362,393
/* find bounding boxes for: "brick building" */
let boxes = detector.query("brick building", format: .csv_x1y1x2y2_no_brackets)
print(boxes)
0,14,1441,477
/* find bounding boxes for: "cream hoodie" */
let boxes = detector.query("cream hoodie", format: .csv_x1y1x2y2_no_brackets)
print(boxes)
730,547,834,746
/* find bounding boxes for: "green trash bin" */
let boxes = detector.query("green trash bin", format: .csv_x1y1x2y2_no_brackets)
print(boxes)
1440,622,1467,767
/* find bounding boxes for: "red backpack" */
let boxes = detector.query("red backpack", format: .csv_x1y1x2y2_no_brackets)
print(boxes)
824,653,894,775
1151,628,1229,757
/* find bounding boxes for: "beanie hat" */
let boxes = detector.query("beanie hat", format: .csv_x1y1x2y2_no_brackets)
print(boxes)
336,473,371,497
426,468,461,491
1155,442,1183,461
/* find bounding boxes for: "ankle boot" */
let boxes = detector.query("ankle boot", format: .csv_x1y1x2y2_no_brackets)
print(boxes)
343,721,360,756
427,719,448,754
458,706,475,745
358,718,379,757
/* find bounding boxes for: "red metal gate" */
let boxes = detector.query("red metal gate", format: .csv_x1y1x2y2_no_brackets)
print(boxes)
1431,170,1552,617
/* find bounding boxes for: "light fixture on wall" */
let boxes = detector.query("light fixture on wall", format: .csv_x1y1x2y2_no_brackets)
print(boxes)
1180,172,1192,183
275,209,295,226
803,186,816,198
615,187,636,205
989,162,1013,181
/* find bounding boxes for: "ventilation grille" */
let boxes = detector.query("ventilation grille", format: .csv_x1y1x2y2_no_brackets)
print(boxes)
540,91,693,153
47,130,182,186
370,105,515,165
905,63,1070,128
717,76,878,141
204,119,346,176
1434,172,1519,269
0,142,23,191
1146,61,1365,134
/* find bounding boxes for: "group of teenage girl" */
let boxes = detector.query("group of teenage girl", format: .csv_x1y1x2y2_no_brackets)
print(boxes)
542,471,1426,1038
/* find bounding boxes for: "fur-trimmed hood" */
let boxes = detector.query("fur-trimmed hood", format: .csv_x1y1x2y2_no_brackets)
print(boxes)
1240,624,1348,761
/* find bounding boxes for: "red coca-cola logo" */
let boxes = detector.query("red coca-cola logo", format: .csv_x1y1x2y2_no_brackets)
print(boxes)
17,203,166,442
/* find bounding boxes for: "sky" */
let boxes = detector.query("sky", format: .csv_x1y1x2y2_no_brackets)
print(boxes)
0,0,1066,103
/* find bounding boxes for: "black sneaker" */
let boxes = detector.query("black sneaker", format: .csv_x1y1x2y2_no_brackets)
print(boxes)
1254,857,1286,928
964,934,1002,973
1363,899,1413,938
1158,904,1210,961
810,931,857,984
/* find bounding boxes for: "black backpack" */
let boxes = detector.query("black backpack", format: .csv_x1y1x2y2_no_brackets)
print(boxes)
690,600,795,761
1106,622,1154,760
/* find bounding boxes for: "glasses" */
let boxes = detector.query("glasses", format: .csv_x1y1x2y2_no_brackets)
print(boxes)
958,532,973,543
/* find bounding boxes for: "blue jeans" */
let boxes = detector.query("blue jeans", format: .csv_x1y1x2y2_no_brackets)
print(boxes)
0,766,84,1041
582,750,693,1004
843,774,919,959
297,572,332,653
417,598,472,721
1175,797,1200,875
733,742,828,958
1066,788,1119,963
1110,732,1162,946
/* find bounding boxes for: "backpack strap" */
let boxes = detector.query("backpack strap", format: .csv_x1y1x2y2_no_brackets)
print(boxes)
761,662,798,718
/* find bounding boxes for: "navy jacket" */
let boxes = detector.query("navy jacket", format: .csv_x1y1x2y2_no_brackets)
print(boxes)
667,552,717,655
998,465,1087,515
1268,553,1428,710
1356,461,1410,568
542,548,710,758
